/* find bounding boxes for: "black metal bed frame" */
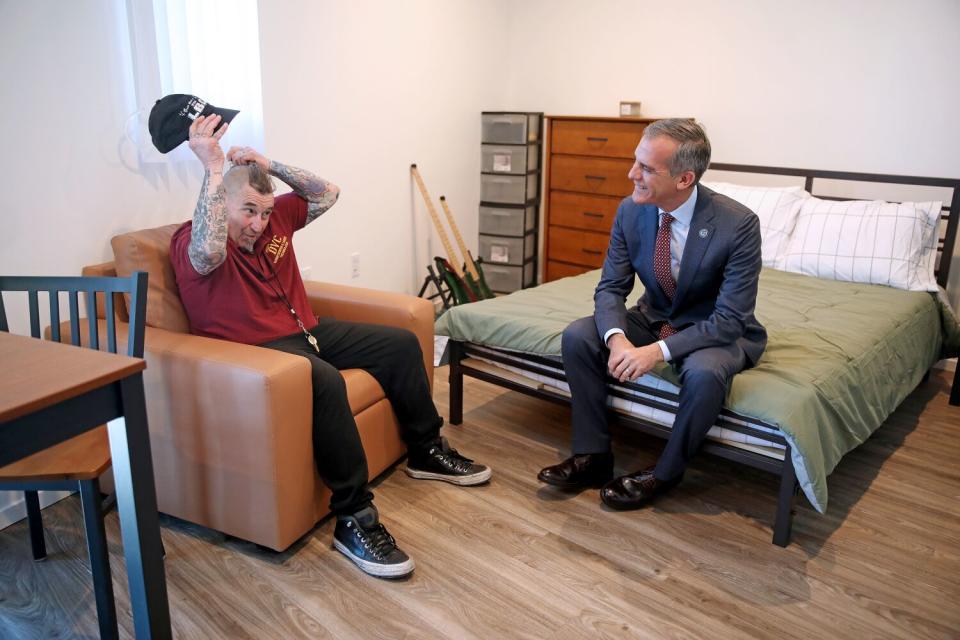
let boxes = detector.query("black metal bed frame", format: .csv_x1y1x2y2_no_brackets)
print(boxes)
447,163,960,547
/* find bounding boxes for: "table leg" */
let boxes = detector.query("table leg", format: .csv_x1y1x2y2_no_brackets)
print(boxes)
108,372,171,639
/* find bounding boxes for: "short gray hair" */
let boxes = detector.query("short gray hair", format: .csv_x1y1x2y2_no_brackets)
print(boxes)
643,119,711,183
224,163,275,196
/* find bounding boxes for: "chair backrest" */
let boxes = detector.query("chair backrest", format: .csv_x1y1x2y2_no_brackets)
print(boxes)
0,272,149,358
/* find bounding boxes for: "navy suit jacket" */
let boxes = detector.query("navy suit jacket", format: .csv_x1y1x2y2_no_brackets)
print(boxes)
594,185,767,365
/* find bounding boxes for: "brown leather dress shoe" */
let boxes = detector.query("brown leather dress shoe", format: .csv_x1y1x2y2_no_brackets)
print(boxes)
600,468,682,510
537,453,614,489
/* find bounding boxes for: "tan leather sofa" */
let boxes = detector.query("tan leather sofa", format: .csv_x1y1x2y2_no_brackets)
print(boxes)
82,224,434,551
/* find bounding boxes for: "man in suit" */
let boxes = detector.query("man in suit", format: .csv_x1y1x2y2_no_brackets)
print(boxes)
537,119,767,509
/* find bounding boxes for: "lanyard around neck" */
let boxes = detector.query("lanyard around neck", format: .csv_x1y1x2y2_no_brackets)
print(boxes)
257,253,319,353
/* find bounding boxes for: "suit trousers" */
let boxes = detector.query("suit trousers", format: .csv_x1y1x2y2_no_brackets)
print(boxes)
260,318,443,516
562,310,746,481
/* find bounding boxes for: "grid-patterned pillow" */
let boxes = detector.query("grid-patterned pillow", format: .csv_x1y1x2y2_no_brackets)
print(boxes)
701,181,808,268
780,197,942,291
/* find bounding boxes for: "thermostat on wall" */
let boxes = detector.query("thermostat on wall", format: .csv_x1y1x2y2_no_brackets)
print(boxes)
619,101,642,118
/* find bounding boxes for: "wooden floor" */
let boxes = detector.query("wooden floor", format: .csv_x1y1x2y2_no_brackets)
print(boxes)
1,368,957,639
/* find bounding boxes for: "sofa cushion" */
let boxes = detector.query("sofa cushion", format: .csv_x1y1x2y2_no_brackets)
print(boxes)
341,369,386,414
111,223,191,333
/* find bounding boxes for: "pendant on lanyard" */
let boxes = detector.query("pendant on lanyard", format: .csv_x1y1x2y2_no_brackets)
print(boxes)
290,307,320,353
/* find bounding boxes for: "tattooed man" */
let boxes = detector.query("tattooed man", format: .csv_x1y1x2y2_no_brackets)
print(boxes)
169,114,491,578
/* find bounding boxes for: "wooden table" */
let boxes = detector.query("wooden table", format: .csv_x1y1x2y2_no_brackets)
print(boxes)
0,332,171,639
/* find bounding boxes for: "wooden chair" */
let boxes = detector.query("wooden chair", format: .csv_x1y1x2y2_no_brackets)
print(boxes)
0,272,147,640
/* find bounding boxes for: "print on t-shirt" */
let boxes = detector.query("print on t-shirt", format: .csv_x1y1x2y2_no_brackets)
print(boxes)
265,234,289,264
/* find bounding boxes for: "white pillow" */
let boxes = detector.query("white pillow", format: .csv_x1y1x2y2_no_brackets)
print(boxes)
701,181,809,268
780,197,942,291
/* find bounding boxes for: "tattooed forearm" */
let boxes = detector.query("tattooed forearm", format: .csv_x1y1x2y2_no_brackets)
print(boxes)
268,160,340,224
188,169,229,275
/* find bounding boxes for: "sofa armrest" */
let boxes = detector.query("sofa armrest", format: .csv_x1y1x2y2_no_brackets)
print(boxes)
139,325,314,472
143,323,306,371
139,325,320,548
304,281,435,388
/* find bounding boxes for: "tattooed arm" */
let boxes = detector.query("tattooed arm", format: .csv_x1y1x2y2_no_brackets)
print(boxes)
227,146,339,224
268,160,340,224
187,114,230,275
226,146,340,224
187,168,228,275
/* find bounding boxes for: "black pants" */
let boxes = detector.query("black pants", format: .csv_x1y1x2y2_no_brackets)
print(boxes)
562,311,746,482
260,318,442,515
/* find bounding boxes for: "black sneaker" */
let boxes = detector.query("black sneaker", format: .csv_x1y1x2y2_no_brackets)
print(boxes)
333,505,414,578
405,437,492,486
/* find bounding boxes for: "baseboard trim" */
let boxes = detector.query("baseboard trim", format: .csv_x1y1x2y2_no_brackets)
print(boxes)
0,490,75,531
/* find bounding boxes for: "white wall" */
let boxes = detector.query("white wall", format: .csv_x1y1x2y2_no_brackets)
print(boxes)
0,2,207,327
501,0,960,308
257,0,510,294
0,2,209,527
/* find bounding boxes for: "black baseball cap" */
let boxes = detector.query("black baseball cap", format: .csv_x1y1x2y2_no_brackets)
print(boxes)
148,94,240,154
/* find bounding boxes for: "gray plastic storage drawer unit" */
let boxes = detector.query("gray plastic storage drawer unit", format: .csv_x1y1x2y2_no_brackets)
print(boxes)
481,113,541,144
478,233,536,267
478,111,544,293
480,173,539,205
481,144,540,175
482,262,536,293
478,204,537,236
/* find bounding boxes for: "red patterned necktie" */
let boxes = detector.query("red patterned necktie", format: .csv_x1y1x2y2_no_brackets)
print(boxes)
654,212,678,339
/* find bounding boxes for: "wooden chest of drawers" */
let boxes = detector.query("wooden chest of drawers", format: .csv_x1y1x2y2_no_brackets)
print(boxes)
543,116,658,282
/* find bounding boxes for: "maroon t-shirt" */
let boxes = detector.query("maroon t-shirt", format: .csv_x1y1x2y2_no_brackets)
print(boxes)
170,192,319,345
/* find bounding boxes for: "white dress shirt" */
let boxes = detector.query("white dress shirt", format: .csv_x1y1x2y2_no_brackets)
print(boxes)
604,185,698,363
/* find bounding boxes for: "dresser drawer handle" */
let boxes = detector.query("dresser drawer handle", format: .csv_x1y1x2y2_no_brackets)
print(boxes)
586,136,609,142
584,175,606,181
582,248,603,255
582,211,604,218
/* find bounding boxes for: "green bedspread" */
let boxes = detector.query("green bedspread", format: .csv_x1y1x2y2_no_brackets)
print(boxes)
436,268,960,513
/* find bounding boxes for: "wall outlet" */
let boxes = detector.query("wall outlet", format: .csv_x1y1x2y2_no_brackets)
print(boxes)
351,252,360,279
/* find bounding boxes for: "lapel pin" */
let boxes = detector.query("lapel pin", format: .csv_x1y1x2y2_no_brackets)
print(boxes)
698,228,708,238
